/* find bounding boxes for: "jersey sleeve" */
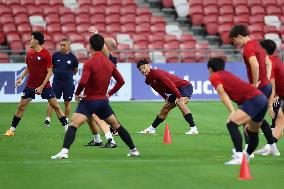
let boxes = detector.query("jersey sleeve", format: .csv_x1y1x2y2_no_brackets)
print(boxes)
270,60,275,80
72,54,79,69
75,61,91,95
108,68,125,96
209,73,222,89
243,44,256,59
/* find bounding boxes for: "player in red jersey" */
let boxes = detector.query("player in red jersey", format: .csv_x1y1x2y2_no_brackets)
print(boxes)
208,57,271,165
51,34,139,159
255,39,284,155
3,32,68,136
136,59,198,135
229,25,278,155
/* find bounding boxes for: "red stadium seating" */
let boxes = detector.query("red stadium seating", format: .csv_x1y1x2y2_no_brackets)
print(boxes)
17,24,32,33
6,0,21,6
43,7,59,16
121,15,135,24
75,15,90,24
45,14,60,24
162,0,173,8
21,0,35,6
49,0,64,8
121,23,136,35
0,52,9,63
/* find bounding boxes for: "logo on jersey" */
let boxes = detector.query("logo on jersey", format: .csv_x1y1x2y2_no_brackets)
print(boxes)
57,59,60,62
67,60,71,64
37,56,41,61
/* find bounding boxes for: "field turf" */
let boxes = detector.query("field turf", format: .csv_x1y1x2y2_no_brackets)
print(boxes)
0,101,283,189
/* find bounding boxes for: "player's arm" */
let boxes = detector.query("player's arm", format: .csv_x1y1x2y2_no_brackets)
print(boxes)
75,62,91,96
266,56,272,80
150,83,168,99
248,56,260,87
216,84,235,113
88,26,110,57
268,78,276,118
108,68,125,97
16,67,29,87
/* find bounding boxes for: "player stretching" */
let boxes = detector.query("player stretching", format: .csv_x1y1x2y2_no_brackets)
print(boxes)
3,32,68,136
208,58,269,165
51,34,139,159
137,59,198,135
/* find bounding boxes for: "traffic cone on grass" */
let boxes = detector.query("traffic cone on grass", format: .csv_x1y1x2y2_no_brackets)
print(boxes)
239,152,252,180
163,124,172,144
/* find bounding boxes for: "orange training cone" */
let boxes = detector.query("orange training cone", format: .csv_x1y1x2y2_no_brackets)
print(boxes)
239,152,252,180
163,124,172,144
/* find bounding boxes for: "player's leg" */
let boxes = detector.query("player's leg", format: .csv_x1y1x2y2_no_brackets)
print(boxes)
273,103,284,141
4,98,32,136
138,97,176,134
84,118,104,147
51,112,88,159
43,88,68,130
62,81,74,121
45,82,62,127
91,114,117,148
224,109,251,165
105,114,139,156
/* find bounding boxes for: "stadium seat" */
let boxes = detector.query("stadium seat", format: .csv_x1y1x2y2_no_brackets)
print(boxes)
60,14,75,24
0,14,14,24
250,33,264,41
21,33,32,44
136,23,151,34
29,15,46,29
189,5,204,26
266,6,282,17
0,6,12,16
165,25,181,37
218,24,232,45
58,7,73,17
43,41,55,50
180,51,195,63
151,16,166,25
74,8,90,17
121,24,136,35
148,43,163,50
107,0,121,6
106,14,120,24
106,5,120,15
121,15,135,24
265,33,282,47
136,7,152,17
14,15,29,25
35,0,49,6
233,15,249,25
49,0,64,8
149,51,166,63
106,24,121,33
53,33,66,43
76,24,90,36
218,15,234,24
6,0,21,6
162,0,173,8
164,42,180,49
28,7,44,17
75,15,90,24
249,15,264,24
203,0,217,7
120,6,136,15
132,35,148,44
90,14,105,24
43,7,59,16
47,24,62,35
0,32,5,44
248,25,263,35
116,34,133,47
203,16,218,35
136,15,151,24
10,41,24,51
45,14,60,24
209,50,226,59
235,5,250,16
263,25,279,34
248,0,262,6
12,6,28,16
17,24,32,33
219,5,234,16
0,52,9,63
149,34,164,43
2,23,18,33
77,0,93,8
173,0,189,18
62,24,76,34
164,51,180,63
151,24,166,35
6,34,21,43
250,5,266,17
204,5,219,16
217,0,232,6
164,35,179,43
69,34,85,44
21,0,35,6
180,34,196,42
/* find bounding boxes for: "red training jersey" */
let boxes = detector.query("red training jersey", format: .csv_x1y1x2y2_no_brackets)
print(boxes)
210,70,262,105
25,48,52,88
269,55,284,98
75,52,125,100
145,68,190,99
242,39,269,88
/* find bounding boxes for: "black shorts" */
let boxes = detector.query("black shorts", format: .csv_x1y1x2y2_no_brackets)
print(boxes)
239,95,268,122
75,99,114,119
21,87,56,100
167,84,193,103
52,81,75,102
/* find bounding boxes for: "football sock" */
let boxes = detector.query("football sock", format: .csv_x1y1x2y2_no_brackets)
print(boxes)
117,126,135,150
93,134,102,142
105,132,115,144
45,117,51,122
59,116,68,126
151,116,165,128
246,129,259,155
273,137,278,143
63,126,77,149
227,121,243,152
184,113,195,127
261,120,275,144
11,115,21,129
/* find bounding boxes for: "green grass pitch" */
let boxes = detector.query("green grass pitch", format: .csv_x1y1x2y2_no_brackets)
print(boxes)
0,101,284,189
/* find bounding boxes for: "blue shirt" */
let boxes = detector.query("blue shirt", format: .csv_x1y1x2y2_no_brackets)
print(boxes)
52,51,79,82
109,53,117,66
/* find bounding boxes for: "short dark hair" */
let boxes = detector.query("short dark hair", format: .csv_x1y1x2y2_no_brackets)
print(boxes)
137,59,149,69
31,31,44,45
259,39,276,55
207,58,225,72
229,24,249,38
89,34,104,51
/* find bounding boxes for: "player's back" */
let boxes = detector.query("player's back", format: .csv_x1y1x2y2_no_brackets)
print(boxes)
84,52,115,99
210,70,262,104
270,55,284,98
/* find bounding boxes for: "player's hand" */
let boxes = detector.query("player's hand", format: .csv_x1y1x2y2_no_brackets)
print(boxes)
253,81,261,88
88,26,98,34
268,106,275,119
273,97,280,107
15,77,23,87
35,86,43,94
106,93,110,99
175,97,182,105
75,94,86,102
226,111,235,123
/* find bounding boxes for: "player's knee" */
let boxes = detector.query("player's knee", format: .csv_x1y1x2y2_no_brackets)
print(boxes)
18,104,26,112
